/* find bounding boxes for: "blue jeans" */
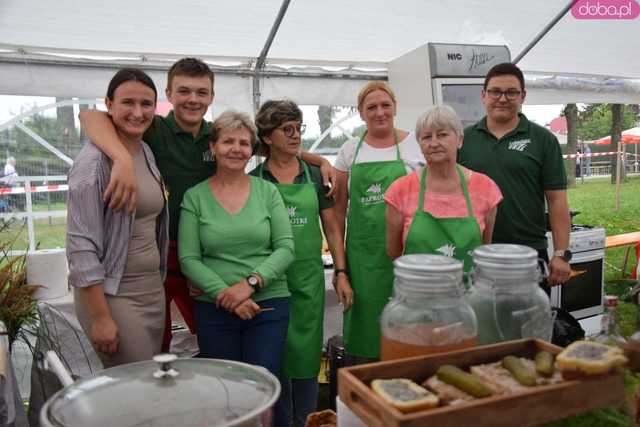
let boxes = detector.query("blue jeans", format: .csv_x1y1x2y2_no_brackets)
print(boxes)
194,298,290,427
194,298,289,376
279,377,318,427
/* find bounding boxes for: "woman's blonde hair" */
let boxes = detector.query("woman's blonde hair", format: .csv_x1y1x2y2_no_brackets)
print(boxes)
357,81,397,112
210,110,258,147
415,105,464,138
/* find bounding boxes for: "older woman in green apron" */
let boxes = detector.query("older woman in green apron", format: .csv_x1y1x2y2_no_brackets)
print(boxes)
385,105,503,269
334,82,424,362
251,100,351,427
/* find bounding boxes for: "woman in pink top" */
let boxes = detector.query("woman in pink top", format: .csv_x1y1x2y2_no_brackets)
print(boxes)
385,105,502,271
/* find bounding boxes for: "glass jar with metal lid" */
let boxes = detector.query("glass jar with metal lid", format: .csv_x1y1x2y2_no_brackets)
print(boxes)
380,254,478,361
468,244,553,345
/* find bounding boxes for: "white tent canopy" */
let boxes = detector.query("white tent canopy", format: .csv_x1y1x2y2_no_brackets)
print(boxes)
1,0,640,111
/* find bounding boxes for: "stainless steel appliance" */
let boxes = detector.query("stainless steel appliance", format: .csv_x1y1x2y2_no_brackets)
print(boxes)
388,43,511,130
547,226,605,335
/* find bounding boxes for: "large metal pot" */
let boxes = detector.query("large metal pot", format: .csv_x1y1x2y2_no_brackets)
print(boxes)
40,353,280,427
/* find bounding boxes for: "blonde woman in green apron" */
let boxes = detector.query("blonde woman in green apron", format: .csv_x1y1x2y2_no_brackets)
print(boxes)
251,100,351,427
334,82,425,362
385,105,503,268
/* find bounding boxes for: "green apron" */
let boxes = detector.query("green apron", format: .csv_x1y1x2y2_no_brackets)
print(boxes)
260,161,325,378
343,131,407,358
404,165,482,272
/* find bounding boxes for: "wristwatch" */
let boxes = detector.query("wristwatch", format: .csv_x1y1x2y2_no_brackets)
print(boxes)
246,274,261,292
553,249,572,262
334,268,348,277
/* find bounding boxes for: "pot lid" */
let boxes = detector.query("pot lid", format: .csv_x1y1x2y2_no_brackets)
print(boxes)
43,355,280,427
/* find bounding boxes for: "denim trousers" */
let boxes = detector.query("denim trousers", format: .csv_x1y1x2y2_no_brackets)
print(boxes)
278,377,319,427
194,297,289,373
194,298,290,426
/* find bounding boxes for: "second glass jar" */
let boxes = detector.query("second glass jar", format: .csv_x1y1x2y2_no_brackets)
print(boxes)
468,244,553,345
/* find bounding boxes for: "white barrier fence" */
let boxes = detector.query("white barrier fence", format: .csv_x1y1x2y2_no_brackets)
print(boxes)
563,152,640,176
1,175,68,252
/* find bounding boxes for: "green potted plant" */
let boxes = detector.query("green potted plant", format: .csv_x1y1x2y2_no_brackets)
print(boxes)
0,220,40,351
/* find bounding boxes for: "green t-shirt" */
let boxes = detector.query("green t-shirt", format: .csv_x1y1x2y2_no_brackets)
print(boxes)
143,112,215,241
458,113,567,250
178,176,294,303
248,159,335,211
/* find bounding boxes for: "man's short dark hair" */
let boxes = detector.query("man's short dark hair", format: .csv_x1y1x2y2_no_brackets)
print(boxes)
483,63,525,92
167,57,214,91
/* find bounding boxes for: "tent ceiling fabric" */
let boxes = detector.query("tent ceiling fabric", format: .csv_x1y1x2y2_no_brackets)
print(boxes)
1,0,639,107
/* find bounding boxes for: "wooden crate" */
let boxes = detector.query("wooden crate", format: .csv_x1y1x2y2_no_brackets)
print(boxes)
338,339,625,427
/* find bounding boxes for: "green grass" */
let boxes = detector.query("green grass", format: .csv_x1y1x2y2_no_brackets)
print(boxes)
568,176,640,282
568,176,640,338
3,200,67,251
3,217,66,251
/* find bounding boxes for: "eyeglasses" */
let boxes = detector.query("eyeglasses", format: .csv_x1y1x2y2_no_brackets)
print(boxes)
485,89,522,101
277,123,306,138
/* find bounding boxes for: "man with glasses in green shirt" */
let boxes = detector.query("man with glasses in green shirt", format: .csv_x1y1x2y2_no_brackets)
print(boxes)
458,62,571,291
80,58,337,352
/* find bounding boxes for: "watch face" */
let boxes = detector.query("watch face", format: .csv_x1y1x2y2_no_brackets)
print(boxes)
248,276,259,286
563,250,572,262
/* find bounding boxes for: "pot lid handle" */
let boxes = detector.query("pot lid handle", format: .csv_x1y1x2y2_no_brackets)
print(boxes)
153,353,179,379
45,351,74,387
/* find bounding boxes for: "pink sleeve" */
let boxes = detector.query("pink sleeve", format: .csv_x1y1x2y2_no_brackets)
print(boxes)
384,176,405,215
470,172,503,210
384,173,417,219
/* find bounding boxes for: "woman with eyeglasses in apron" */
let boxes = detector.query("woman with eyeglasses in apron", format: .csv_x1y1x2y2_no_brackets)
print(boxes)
334,82,424,363
385,105,503,269
251,100,351,427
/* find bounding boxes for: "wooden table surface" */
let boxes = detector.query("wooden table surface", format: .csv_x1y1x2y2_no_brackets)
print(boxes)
605,231,640,249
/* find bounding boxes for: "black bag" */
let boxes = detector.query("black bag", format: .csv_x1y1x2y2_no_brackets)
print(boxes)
551,307,585,347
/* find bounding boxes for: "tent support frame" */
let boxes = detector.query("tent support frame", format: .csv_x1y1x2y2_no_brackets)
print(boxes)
0,55,384,80
513,0,575,64
253,0,292,112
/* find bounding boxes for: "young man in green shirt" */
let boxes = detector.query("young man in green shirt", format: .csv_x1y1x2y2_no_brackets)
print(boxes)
458,62,571,289
79,57,336,351
80,58,216,351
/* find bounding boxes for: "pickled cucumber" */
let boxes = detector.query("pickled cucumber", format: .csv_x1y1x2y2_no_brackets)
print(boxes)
436,365,493,398
502,356,537,386
535,351,555,377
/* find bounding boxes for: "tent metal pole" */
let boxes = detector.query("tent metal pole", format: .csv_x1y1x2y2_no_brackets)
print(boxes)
513,0,575,64
253,0,291,112
0,56,385,81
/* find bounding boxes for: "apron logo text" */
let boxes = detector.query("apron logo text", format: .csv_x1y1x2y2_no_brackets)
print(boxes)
360,194,384,205
287,205,308,226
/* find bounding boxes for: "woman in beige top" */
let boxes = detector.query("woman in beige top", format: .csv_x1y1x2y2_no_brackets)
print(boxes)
67,68,169,368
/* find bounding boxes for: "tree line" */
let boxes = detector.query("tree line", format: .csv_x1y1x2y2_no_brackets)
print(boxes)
564,104,639,186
